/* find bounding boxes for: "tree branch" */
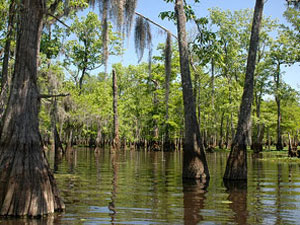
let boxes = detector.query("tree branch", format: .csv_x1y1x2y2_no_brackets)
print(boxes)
135,11,177,39
46,13,70,29
39,93,70,99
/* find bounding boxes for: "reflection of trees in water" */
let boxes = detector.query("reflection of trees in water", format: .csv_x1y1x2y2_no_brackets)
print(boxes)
224,181,248,225
109,151,119,224
275,164,282,225
183,179,209,225
65,147,77,173
1,214,62,225
251,157,264,224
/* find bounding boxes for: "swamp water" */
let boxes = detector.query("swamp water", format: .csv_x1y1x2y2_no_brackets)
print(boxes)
2,148,300,224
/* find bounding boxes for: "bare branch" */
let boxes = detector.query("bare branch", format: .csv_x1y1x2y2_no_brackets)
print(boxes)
46,13,70,29
135,11,177,39
39,93,70,99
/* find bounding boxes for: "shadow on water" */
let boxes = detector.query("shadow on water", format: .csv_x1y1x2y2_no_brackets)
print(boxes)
223,180,248,225
183,178,209,225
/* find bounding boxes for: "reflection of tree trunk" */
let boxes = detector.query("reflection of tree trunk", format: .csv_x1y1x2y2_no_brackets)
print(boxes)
252,156,264,223
275,164,282,224
224,0,264,180
0,0,15,125
109,153,118,223
0,0,64,216
183,179,208,225
224,181,248,225
112,69,120,150
66,148,76,174
175,0,209,180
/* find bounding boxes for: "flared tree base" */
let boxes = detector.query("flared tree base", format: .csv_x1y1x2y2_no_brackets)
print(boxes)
223,144,247,181
182,151,209,182
0,143,65,217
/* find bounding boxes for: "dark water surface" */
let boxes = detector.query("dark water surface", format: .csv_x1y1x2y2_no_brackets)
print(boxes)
3,149,300,224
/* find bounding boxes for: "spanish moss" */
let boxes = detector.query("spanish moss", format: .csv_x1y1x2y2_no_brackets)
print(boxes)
124,0,138,37
134,16,152,63
102,0,109,73
111,0,125,31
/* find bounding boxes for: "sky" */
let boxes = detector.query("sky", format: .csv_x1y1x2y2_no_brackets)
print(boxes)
86,0,299,90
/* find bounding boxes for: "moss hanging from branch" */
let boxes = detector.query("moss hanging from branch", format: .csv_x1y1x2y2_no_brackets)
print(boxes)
111,0,125,31
124,0,138,37
102,0,109,73
134,16,152,63
91,0,138,71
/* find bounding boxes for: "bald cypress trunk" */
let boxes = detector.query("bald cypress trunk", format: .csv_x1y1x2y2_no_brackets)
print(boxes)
275,63,283,151
175,0,209,181
164,32,172,151
0,0,15,125
224,0,264,181
0,0,64,216
112,69,120,150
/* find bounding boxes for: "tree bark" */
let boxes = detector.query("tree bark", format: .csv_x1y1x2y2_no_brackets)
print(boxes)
164,32,172,151
112,69,120,150
224,0,264,181
0,0,15,126
253,89,263,153
275,62,283,151
51,98,64,156
0,1,64,216
219,111,225,149
175,0,209,181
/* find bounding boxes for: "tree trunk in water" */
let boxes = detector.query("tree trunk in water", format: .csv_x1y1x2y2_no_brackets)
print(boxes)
267,127,271,150
288,133,297,157
51,98,64,156
0,1,64,216
224,0,264,181
164,32,172,151
112,69,120,150
275,63,283,151
175,0,209,181
253,91,263,153
219,111,225,149
151,79,160,151
211,58,215,107
0,0,15,126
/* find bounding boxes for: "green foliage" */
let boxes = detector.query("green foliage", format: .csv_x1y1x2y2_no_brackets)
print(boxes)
63,12,123,85
32,3,300,149
41,24,64,59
